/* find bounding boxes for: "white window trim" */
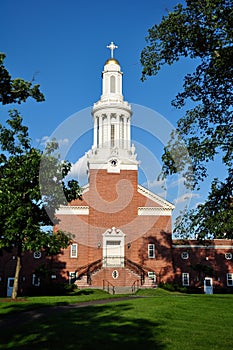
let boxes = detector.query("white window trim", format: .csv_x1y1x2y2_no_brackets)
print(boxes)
70,243,78,258
182,273,189,286
69,272,77,284
148,244,155,258
148,272,156,282
32,274,40,287
227,273,233,286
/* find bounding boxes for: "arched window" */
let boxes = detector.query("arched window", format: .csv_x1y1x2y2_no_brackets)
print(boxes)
110,75,115,93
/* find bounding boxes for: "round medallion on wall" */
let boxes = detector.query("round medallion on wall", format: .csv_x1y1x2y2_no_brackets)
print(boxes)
181,252,189,259
112,270,119,279
33,251,41,259
109,158,118,167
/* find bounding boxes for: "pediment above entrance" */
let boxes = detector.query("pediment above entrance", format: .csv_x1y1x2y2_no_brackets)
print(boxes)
103,227,125,237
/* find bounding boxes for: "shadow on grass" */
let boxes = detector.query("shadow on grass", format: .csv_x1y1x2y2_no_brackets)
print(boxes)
0,302,164,350
75,289,95,295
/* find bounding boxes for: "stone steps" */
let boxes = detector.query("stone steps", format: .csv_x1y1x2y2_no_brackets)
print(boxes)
114,286,134,294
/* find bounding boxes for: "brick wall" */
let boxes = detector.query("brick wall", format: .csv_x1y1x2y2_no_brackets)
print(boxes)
56,168,174,287
173,239,233,290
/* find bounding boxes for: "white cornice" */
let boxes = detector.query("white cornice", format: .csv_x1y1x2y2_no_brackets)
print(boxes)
172,244,233,249
81,184,89,194
56,206,89,215
137,185,175,209
138,207,172,216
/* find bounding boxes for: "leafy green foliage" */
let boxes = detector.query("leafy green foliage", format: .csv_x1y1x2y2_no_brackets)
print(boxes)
0,53,44,104
0,111,82,298
141,0,233,238
0,54,82,298
0,111,82,252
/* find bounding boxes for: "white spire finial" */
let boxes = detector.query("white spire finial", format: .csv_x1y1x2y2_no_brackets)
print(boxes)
107,41,118,58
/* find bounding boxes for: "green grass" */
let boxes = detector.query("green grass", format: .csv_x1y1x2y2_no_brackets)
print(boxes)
0,289,123,316
0,289,233,350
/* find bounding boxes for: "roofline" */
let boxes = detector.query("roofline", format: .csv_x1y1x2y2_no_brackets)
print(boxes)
137,184,175,209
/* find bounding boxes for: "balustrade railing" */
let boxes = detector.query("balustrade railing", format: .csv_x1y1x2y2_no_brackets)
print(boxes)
131,279,140,293
102,256,124,267
103,280,115,294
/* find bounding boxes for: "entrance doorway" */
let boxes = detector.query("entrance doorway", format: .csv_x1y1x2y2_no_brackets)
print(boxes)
7,277,14,297
204,277,213,294
102,227,125,267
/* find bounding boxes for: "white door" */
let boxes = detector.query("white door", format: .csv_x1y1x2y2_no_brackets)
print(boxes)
106,240,122,266
7,277,14,297
102,227,125,267
204,277,213,294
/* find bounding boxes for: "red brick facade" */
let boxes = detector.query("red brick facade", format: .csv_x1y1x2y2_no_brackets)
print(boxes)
55,168,174,291
0,166,232,295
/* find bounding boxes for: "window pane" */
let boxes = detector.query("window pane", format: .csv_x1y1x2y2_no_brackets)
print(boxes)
227,273,233,286
71,244,77,258
148,244,155,258
107,240,120,245
182,273,189,286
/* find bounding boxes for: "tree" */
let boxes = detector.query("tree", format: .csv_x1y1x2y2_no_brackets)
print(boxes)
0,53,81,298
0,111,82,299
141,0,233,238
0,53,44,104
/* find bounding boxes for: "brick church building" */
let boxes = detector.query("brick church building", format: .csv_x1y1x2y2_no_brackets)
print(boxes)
0,44,232,296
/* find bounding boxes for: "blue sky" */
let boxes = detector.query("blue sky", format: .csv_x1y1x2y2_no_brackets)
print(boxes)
0,0,221,226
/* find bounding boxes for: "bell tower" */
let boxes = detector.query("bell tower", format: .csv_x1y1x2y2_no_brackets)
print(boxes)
87,42,138,174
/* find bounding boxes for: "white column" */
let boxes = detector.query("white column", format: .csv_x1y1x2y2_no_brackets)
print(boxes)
93,116,97,148
123,116,127,149
127,117,130,149
107,113,111,148
99,115,103,148
116,114,120,148
102,115,107,148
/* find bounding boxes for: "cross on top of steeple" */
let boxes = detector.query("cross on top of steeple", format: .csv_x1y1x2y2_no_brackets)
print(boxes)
106,41,118,58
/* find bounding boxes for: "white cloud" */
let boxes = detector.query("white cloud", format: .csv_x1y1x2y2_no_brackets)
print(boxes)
147,178,165,189
66,154,88,185
58,138,69,146
36,136,69,147
174,193,201,204
167,176,186,188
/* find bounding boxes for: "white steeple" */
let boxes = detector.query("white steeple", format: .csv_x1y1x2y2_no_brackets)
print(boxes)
87,42,138,173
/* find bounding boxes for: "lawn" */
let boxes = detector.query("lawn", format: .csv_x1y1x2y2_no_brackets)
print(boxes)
0,288,232,350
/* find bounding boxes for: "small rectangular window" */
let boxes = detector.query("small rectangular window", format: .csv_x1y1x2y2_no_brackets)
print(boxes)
227,273,233,286
32,274,40,287
70,243,78,258
148,244,155,258
148,272,156,282
69,272,77,284
182,273,189,286
106,240,120,245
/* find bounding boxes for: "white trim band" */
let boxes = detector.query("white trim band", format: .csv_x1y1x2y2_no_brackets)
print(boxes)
138,207,172,216
173,245,233,249
56,206,89,215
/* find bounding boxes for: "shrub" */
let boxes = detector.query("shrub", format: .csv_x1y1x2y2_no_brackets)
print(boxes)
158,282,188,293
